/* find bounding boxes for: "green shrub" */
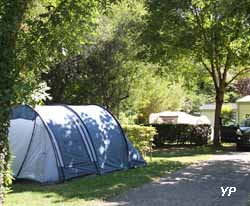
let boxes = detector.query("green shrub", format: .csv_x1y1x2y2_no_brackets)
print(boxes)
221,105,235,126
0,139,12,203
122,125,157,157
151,124,211,147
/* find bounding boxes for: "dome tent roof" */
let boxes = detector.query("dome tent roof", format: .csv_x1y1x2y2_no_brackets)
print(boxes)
9,104,145,183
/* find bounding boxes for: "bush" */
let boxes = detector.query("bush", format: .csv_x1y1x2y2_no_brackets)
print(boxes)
151,124,211,147
221,105,234,126
122,125,157,157
0,139,12,204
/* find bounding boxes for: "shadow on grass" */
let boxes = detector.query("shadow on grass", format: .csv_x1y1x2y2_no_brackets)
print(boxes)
10,160,186,203
9,145,236,204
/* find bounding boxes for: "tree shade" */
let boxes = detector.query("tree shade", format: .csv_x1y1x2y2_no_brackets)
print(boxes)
9,105,145,183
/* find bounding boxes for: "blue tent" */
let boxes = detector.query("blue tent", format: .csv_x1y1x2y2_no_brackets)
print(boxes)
9,105,145,183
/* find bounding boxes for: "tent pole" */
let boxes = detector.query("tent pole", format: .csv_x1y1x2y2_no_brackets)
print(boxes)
62,105,101,175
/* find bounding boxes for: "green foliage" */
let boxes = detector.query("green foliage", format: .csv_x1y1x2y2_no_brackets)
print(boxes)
15,0,99,105
123,66,202,123
119,111,138,125
0,0,31,204
221,105,234,126
152,124,211,147
19,0,99,65
145,0,250,68
165,57,215,107
122,124,157,157
14,69,51,105
144,0,250,145
0,1,99,204
44,0,147,112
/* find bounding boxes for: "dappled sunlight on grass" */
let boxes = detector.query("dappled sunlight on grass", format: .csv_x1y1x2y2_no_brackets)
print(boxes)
6,161,185,206
5,145,225,206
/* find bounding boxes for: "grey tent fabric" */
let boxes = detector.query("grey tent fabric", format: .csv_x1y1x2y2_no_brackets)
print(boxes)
9,105,145,183
18,116,59,182
9,118,35,176
35,106,97,179
69,105,130,173
11,105,37,120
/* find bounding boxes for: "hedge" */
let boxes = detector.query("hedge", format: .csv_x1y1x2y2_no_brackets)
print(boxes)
150,124,211,147
122,125,157,157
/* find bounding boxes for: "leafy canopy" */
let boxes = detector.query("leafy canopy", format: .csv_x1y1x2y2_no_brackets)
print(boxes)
15,0,99,104
44,0,147,112
145,0,250,89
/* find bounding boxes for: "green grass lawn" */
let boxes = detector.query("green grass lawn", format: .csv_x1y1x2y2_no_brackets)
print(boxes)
5,145,227,206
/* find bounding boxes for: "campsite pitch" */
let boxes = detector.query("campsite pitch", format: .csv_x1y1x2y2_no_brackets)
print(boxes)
5,146,221,206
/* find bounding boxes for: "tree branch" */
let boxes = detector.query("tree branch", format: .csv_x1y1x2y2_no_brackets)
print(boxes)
119,94,129,102
200,56,219,91
190,6,210,48
226,67,250,87
212,4,222,84
200,58,212,74
210,61,219,91
222,49,231,83
191,5,219,91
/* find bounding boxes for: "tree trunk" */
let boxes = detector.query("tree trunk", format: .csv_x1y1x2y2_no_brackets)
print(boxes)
213,90,224,146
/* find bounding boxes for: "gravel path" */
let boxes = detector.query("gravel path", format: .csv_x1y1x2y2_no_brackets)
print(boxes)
104,152,250,206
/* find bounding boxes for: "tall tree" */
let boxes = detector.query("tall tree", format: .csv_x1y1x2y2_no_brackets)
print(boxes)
0,1,31,204
145,0,250,146
0,1,99,204
44,0,146,114
15,0,99,104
